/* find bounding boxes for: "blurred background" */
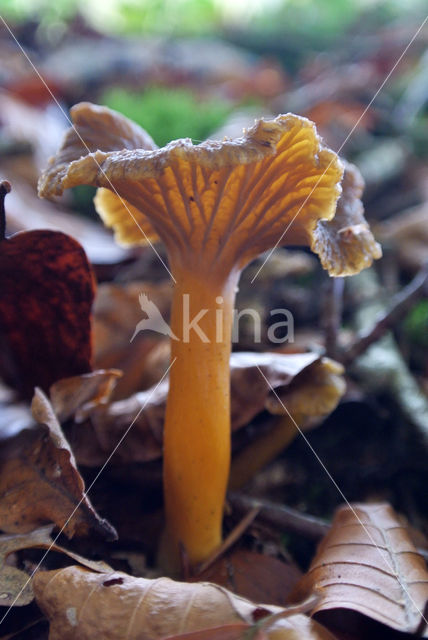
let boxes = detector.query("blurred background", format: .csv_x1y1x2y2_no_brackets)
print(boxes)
0,0,427,540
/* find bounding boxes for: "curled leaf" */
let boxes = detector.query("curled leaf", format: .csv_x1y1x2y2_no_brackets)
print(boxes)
0,526,111,607
0,388,116,540
49,369,122,422
290,503,428,635
33,566,280,639
33,566,336,640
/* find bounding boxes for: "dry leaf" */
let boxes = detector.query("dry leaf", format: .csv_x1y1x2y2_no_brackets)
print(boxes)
167,615,338,640
193,549,302,606
49,369,122,422
3,171,130,265
93,280,172,397
0,526,111,607
33,565,280,639
0,388,116,540
0,527,55,607
376,202,428,273
290,503,428,636
33,566,336,640
162,624,248,639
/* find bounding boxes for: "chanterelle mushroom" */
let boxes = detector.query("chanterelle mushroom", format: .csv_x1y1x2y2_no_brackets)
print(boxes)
39,102,381,566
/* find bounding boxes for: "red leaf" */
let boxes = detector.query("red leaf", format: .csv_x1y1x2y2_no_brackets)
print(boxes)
0,181,95,398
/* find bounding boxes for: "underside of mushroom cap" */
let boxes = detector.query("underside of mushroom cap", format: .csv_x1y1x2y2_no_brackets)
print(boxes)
39,103,380,277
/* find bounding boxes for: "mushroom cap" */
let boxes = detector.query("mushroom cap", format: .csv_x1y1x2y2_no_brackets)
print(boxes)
39,103,380,276
265,357,346,420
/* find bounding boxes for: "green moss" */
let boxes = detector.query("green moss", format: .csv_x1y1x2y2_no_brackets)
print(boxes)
403,300,428,347
101,86,232,147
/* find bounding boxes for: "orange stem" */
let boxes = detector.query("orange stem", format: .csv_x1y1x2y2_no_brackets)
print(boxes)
163,266,239,566
229,413,304,490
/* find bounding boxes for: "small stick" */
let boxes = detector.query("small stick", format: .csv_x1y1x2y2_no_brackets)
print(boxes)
343,262,428,366
323,277,345,359
0,180,11,242
228,492,329,541
194,506,260,575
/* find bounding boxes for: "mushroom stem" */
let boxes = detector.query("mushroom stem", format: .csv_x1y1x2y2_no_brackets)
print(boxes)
163,266,239,566
229,414,302,491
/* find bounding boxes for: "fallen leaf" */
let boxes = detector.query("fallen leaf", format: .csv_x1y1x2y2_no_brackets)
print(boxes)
375,202,428,273
49,369,122,422
0,181,96,398
0,527,54,607
33,566,336,640
193,549,302,606
0,93,65,170
93,280,173,398
167,614,338,640
0,388,116,540
0,526,111,607
33,565,280,639
162,624,248,639
290,503,428,636
3,171,130,265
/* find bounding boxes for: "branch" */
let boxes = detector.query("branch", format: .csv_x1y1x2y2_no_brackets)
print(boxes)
0,180,11,242
343,262,428,366
228,492,329,541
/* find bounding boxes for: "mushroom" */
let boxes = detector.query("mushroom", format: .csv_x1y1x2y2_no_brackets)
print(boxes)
229,357,346,490
39,103,381,566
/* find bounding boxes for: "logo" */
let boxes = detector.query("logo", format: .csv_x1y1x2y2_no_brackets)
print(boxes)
131,293,294,344
130,293,178,342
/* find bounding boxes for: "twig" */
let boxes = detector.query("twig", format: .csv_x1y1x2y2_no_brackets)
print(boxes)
194,506,260,575
228,492,329,541
344,268,428,444
343,262,428,365
323,277,345,359
0,180,11,242
0,617,45,640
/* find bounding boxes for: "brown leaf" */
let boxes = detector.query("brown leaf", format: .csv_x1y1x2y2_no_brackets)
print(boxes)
93,280,172,398
3,171,130,265
0,182,96,398
290,503,428,636
376,202,428,273
194,549,302,606
162,624,248,640
49,369,122,422
167,614,338,640
33,565,336,640
0,388,116,540
32,565,279,639
0,526,111,607
0,527,54,607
